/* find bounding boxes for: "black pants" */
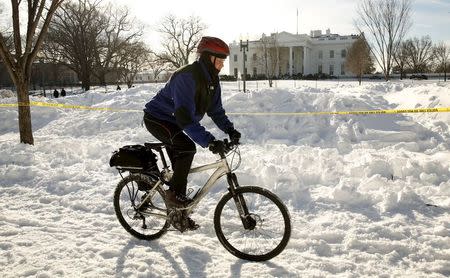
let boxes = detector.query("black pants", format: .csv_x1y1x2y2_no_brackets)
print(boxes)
143,113,196,194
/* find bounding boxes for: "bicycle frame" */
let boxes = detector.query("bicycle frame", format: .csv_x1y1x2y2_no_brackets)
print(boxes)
131,143,255,232
185,157,231,213
139,153,233,215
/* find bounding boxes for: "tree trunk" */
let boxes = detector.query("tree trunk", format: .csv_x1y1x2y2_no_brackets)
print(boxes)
445,63,447,82
81,72,91,91
358,69,362,85
17,81,34,145
98,72,106,87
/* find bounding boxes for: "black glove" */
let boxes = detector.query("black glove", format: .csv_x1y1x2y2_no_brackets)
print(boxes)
208,140,225,154
227,128,241,144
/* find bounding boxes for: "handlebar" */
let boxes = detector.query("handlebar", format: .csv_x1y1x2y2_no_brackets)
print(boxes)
218,139,239,158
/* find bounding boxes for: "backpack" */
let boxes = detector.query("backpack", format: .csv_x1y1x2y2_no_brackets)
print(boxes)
109,145,158,173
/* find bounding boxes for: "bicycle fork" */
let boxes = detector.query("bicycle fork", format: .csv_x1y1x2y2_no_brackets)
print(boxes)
227,173,256,230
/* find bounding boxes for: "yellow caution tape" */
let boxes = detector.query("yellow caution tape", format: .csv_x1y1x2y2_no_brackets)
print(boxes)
1,101,450,116
228,107,450,116
0,101,140,112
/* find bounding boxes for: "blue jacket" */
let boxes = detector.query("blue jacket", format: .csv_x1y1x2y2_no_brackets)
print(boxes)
144,60,234,148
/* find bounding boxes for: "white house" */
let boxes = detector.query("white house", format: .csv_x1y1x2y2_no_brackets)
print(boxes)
229,29,359,78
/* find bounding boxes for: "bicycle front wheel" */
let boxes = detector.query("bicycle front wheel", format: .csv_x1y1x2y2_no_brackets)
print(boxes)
214,186,291,261
114,174,170,240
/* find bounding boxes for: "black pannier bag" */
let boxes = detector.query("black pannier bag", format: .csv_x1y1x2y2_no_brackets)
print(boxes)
109,145,158,173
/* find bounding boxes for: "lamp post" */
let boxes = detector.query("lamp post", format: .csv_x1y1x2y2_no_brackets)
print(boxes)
240,39,249,93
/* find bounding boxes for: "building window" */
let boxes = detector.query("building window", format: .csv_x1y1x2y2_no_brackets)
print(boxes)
330,50,334,58
234,54,238,62
318,50,323,59
253,67,257,77
318,64,322,74
341,49,346,58
234,68,238,78
253,53,257,61
341,64,345,75
329,65,334,76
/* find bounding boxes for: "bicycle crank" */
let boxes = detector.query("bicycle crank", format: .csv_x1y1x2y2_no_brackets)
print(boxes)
168,210,189,232
167,209,199,233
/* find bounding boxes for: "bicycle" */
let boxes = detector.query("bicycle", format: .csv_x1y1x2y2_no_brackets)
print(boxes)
110,140,291,261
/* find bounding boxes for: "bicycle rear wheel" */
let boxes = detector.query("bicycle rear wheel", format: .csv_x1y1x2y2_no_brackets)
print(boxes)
113,174,170,240
214,186,291,261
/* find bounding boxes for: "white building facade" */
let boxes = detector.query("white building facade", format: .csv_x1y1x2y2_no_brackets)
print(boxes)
229,30,359,78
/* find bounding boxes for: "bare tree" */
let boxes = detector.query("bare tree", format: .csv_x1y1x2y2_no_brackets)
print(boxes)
257,34,280,87
403,36,434,73
345,35,375,85
44,0,104,91
0,0,65,145
92,3,144,86
434,42,449,81
147,53,170,82
356,0,412,80
116,41,150,88
393,40,409,79
154,14,206,70
44,0,143,90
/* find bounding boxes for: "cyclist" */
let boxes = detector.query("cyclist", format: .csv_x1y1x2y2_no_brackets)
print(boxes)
143,36,241,229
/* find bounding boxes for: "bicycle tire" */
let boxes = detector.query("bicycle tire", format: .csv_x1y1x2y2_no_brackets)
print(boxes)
113,174,170,240
214,186,291,261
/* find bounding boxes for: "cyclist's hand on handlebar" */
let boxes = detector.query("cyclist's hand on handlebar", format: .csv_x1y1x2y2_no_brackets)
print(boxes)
208,140,226,154
227,128,241,144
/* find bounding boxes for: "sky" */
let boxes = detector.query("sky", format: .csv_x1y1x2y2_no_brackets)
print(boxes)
112,0,450,46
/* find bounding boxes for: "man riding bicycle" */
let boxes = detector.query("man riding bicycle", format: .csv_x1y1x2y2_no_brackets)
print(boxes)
143,36,241,229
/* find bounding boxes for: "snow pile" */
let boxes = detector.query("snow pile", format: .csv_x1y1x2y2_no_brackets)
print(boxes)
0,89,15,98
0,80,449,277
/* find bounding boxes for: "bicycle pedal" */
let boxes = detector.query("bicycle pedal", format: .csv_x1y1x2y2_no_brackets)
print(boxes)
168,210,198,233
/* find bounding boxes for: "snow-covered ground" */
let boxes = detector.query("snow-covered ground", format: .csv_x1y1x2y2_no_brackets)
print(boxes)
1,80,449,277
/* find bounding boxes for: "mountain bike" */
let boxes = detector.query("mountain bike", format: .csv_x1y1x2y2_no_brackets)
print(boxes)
111,140,291,261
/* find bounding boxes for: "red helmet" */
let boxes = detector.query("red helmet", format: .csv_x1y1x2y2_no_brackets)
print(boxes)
196,36,229,58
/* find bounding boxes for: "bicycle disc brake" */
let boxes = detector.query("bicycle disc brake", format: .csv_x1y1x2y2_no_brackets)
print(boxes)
168,209,189,233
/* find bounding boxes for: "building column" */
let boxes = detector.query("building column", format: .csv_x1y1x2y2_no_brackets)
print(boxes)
276,47,280,77
303,46,309,75
289,47,293,76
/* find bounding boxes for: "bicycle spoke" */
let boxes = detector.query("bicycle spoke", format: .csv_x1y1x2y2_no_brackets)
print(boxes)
214,186,291,260
221,221,280,253
114,174,170,240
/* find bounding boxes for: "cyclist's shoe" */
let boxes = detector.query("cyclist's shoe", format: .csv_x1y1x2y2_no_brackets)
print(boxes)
186,217,200,231
165,189,192,208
